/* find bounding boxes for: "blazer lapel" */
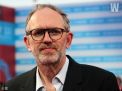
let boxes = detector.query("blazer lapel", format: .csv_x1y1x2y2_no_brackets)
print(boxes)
20,67,36,91
20,55,83,91
63,55,83,91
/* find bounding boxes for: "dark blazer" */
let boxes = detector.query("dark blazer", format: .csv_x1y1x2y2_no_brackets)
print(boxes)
5,55,120,91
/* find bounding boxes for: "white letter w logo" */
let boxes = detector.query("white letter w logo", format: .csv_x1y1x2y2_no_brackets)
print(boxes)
110,2,119,12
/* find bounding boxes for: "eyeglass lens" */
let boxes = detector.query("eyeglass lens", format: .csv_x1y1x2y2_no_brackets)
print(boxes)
31,28,63,41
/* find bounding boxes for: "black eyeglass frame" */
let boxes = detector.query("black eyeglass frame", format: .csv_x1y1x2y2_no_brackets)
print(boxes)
26,27,69,41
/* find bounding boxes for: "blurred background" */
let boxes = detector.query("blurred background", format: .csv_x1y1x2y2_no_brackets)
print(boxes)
0,0,122,90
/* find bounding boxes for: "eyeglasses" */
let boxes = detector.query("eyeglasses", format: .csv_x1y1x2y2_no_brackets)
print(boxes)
26,28,69,41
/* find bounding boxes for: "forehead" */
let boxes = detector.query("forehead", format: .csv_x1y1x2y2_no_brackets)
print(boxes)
27,7,64,30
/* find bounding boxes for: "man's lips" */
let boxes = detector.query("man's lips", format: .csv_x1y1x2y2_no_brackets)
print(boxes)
40,48,56,51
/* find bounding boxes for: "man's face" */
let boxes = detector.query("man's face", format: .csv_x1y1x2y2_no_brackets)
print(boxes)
24,8,72,65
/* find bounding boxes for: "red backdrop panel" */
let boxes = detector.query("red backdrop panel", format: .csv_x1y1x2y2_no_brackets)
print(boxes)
0,6,15,22
0,45,15,83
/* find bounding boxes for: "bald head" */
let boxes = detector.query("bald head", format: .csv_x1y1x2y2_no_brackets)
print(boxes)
26,4,70,32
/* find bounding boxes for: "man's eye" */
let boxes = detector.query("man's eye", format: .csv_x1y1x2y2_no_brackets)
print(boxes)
50,29,61,35
33,30,44,36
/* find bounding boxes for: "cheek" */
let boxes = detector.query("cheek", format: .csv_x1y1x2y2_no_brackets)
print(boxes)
30,42,40,55
57,38,67,51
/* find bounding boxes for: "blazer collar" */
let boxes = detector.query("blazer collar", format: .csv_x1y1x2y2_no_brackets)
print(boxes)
21,67,37,91
63,55,83,91
20,55,83,91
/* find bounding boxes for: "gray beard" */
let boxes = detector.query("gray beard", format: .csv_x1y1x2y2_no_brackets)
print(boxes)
38,51,62,65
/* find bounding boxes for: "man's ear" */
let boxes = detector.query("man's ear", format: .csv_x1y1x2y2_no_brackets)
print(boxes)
66,32,73,49
24,36,32,52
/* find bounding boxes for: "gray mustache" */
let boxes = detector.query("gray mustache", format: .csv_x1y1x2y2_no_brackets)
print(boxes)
39,44,57,50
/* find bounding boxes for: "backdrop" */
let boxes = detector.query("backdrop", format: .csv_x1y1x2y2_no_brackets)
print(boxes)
15,1,122,78
0,1,122,83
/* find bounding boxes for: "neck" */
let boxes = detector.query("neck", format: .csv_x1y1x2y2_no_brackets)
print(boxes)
38,56,66,84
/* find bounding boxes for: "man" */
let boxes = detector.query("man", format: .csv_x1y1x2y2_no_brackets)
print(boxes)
5,4,120,91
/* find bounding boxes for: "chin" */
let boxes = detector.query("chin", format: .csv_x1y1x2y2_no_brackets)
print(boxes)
38,53,60,65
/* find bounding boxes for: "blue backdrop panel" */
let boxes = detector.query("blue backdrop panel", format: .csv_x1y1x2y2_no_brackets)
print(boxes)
15,2,122,77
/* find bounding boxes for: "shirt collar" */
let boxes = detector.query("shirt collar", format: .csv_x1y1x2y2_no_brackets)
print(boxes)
36,67,44,91
36,57,69,91
55,57,69,85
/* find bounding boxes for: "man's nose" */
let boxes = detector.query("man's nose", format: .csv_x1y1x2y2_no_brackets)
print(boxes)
42,32,52,42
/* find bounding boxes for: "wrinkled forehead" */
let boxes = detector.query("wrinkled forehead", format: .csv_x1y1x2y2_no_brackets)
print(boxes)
26,7,64,31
